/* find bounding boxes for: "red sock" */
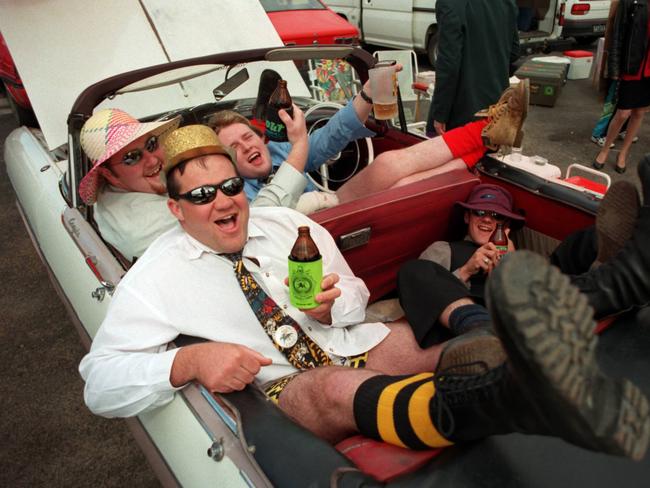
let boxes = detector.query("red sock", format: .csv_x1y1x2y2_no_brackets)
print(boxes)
441,120,488,168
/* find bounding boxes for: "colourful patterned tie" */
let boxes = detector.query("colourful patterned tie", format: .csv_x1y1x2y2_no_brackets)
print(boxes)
222,252,332,370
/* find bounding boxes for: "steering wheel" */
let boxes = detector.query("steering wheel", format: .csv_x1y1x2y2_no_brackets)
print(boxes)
303,102,374,192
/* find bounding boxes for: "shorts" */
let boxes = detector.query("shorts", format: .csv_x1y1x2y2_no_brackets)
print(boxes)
262,351,369,404
617,78,650,110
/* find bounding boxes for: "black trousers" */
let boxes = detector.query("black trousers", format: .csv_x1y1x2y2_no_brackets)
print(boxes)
398,227,598,348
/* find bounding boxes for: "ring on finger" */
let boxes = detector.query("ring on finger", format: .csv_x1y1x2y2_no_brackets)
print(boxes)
483,257,490,264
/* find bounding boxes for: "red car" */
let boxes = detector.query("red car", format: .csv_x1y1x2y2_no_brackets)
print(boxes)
261,0,359,45
0,32,36,126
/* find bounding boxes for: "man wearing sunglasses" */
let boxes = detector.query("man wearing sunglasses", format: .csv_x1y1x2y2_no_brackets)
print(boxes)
79,126,650,461
79,108,304,261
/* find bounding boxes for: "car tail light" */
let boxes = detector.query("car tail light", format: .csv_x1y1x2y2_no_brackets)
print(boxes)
559,3,565,26
571,4,590,15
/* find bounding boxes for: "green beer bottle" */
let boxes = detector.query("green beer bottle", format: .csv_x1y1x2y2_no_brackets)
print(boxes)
265,79,293,142
288,226,322,309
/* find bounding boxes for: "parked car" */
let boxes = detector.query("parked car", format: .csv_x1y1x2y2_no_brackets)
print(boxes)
325,0,574,67
0,32,36,126
560,0,611,45
2,1,646,487
261,0,359,45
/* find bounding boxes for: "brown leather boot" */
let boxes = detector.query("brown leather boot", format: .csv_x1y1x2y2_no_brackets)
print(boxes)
595,180,640,265
479,79,529,150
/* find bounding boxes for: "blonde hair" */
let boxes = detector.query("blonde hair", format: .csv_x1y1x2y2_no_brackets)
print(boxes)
209,110,262,136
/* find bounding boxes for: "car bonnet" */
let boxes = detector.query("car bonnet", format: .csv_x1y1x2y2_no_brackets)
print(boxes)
0,0,309,151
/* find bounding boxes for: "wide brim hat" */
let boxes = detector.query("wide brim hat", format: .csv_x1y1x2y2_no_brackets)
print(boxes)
456,183,526,223
78,108,180,204
161,124,238,175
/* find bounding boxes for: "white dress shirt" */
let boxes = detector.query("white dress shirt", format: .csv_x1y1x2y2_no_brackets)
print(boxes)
79,206,389,418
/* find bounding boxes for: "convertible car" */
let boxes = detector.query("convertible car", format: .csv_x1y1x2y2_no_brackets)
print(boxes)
3,1,649,487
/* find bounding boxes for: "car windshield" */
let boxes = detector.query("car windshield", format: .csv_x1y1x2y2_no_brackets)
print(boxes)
260,0,325,13
102,56,361,118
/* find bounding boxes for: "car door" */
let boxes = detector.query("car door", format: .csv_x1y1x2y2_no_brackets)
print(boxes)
362,0,414,48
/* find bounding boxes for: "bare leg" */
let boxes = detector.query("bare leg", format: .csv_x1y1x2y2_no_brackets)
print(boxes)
336,136,456,203
389,159,467,189
278,366,380,443
616,108,647,171
364,318,444,374
595,109,630,166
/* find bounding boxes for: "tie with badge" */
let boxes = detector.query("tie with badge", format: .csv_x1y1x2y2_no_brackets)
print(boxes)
222,252,332,369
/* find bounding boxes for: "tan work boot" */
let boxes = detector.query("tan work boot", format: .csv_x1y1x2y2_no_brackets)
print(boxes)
480,79,530,150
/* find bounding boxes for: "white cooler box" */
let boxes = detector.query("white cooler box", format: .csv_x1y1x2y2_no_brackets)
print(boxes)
563,50,594,80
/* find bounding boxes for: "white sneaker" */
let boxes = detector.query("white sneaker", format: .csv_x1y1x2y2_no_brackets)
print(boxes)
590,135,615,148
619,131,639,143
295,191,339,214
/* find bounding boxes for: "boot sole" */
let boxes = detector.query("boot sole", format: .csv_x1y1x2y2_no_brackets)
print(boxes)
436,329,506,375
596,181,640,264
485,251,650,460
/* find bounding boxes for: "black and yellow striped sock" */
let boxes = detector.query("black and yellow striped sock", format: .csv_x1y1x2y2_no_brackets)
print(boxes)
353,373,454,449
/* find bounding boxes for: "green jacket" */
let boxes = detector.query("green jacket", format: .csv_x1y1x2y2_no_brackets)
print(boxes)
429,0,519,131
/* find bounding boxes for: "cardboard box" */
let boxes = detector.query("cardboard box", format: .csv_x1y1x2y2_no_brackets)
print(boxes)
515,60,566,107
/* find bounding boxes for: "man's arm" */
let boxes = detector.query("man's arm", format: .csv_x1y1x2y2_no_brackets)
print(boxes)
251,106,310,209
431,1,463,129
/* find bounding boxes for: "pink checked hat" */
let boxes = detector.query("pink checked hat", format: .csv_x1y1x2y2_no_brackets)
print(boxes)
78,108,180,204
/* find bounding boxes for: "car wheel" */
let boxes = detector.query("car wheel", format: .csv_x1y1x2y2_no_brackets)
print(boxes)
426,31,439,69
4,84,38,127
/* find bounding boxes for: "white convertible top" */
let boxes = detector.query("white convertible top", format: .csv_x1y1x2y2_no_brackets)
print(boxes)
0,0,309,150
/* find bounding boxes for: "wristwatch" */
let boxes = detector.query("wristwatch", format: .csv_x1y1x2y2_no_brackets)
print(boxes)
359,89,373,105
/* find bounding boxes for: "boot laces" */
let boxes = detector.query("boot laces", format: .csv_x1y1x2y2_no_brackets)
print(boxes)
432,363,506,437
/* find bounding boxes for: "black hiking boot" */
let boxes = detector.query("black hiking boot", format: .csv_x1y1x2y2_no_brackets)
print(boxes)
483,250,650,460
571,154,650,318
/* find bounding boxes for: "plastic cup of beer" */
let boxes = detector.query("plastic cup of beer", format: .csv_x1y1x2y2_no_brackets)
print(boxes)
368,66,398,120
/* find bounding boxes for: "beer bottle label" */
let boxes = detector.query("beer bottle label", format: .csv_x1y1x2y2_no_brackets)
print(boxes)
496,245,508,257
266,106,293,142
288,257,322,309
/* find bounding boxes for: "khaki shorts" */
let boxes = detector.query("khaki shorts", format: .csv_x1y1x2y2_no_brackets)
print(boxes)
262,351,369,404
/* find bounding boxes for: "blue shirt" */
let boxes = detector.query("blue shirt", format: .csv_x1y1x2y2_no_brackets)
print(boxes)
243,102,375,201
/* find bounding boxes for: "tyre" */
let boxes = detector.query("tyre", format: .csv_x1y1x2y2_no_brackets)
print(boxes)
576,36,599,47
426,31,439,69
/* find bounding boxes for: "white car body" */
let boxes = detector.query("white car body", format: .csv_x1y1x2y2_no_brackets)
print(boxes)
324,0,571,66
561,0,612,43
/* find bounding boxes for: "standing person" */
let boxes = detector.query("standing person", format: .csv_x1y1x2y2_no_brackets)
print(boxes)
426,0,520,136
593,0,650,174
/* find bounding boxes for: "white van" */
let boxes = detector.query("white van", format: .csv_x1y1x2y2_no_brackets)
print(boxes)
325,0,573,66
561,0,611,45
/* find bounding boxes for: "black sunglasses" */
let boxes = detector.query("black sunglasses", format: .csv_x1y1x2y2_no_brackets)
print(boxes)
121,135,159,166
471,209,506,222
172,177,244,205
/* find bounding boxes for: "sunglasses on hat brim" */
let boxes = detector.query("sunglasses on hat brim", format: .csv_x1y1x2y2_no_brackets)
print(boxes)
171,177,244,205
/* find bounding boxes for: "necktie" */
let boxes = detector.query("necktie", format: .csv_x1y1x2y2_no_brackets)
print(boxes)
222,252,331,370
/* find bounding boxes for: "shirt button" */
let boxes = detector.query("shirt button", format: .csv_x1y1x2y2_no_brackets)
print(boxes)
283,304,288,309
328,348,334,352
265,272,270,277
307,326,312,331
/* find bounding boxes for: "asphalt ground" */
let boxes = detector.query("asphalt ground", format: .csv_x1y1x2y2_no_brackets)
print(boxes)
1,50,649,486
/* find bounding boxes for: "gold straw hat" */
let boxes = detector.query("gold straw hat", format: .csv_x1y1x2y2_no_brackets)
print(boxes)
162,124,237,174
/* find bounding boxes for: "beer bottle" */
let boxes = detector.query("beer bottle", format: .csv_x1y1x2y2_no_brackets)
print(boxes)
489,222,509,258
288,226,323,309
265,79,294,142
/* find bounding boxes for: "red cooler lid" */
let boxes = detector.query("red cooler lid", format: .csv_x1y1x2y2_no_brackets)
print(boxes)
563,50,593,58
